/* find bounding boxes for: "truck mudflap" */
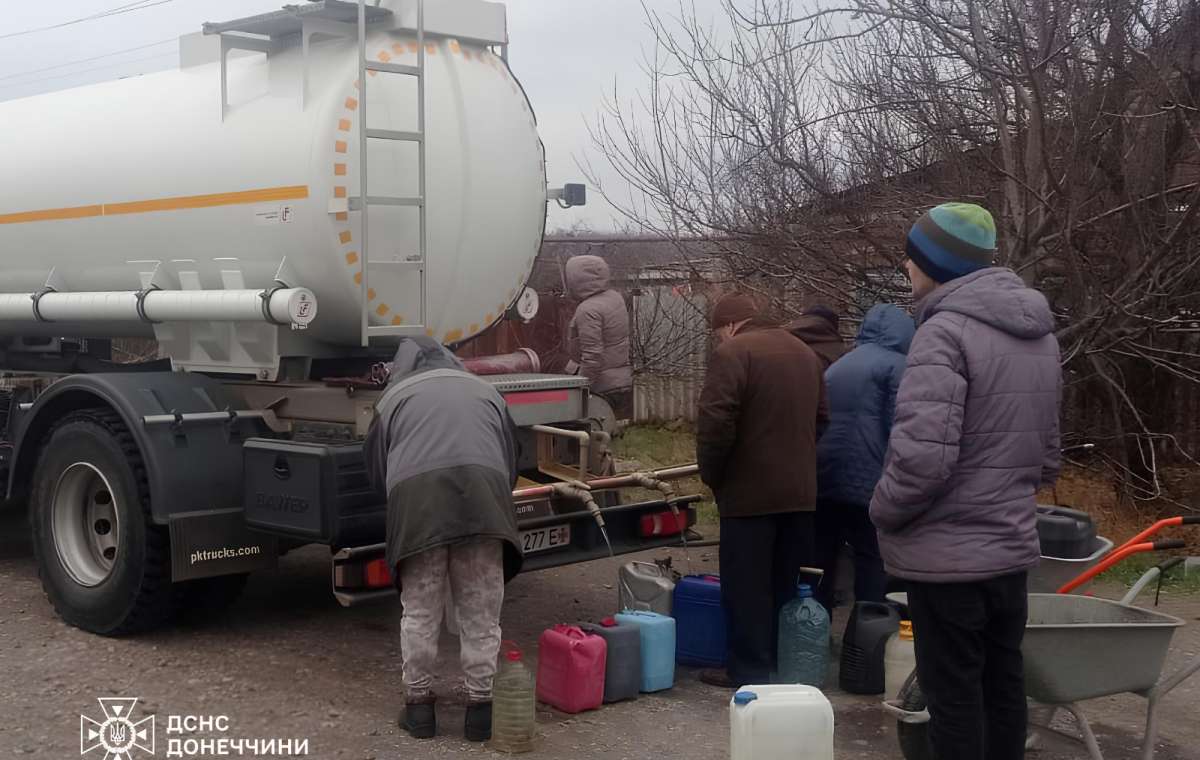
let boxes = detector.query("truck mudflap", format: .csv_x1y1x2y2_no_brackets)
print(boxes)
169,509,278,582
331,495,703,606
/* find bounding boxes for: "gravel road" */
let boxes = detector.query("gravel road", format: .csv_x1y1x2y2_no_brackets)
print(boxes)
2,510,1198,760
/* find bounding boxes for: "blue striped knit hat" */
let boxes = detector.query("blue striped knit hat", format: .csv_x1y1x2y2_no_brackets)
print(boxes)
906,203,996,283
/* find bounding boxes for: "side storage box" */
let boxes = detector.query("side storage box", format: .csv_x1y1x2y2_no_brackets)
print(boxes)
243,439,384,546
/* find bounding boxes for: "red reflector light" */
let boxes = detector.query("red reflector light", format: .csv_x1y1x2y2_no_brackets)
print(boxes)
639,510,687,537
365,559,393,588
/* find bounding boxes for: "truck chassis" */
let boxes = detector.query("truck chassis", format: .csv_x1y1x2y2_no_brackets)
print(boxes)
1,343,699,635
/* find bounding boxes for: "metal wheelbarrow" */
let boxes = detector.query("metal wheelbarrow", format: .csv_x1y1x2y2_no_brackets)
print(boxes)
883,515,1200,760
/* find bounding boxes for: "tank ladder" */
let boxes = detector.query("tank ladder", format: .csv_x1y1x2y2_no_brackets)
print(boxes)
355,0,428,345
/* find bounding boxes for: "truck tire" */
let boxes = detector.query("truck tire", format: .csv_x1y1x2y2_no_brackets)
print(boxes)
30,409,175,635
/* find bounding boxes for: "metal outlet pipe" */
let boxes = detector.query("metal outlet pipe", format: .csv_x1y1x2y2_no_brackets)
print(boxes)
530,424,590,482
512,463,701,502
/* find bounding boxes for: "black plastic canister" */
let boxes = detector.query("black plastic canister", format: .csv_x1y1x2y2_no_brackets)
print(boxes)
839,601,901,694
579,618,642,703
1036,505,1098,560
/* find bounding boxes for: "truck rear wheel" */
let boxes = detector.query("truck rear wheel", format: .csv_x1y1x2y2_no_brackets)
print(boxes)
30,409,175,635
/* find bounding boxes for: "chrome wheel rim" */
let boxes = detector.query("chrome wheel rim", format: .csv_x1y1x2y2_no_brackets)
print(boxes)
51,462,120,587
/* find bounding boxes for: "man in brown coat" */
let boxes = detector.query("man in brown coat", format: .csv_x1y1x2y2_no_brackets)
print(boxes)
696,294,828,688
785,305,848,371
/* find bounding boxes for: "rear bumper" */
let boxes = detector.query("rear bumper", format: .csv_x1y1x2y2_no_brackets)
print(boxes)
330,496,703,605
518,495,702,571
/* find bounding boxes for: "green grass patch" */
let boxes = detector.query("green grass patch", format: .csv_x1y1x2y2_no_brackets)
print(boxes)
612,424,696,467
1097,554,1200,595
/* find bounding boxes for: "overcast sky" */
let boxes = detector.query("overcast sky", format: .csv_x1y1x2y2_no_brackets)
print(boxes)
0,0,724,231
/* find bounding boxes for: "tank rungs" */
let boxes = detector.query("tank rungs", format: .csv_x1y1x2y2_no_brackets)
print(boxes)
349,196,424,208
365,61,421,76
368,260,425,270
366,128,423,142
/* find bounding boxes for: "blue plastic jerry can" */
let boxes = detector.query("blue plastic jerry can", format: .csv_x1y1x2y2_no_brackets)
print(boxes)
615,610,676,692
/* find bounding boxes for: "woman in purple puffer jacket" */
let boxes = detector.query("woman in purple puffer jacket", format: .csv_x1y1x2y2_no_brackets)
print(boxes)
871,202,1062,760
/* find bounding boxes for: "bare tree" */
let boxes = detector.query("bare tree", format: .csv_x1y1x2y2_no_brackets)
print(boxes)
589,0,1200,498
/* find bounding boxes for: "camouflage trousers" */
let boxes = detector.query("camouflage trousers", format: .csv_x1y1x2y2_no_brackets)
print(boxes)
399,538,505,701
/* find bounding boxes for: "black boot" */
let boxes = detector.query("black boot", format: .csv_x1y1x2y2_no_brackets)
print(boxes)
464,701,492,742
400,696,437,739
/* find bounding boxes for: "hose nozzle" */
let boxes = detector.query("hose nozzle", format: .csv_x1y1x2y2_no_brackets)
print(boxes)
551,480,604,530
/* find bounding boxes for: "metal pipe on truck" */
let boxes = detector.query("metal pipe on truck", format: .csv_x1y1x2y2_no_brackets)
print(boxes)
0,288,316,327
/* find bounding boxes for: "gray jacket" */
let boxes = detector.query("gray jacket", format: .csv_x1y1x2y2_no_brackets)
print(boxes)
365,337,523,580
566,255,633,394
870,268,1062,583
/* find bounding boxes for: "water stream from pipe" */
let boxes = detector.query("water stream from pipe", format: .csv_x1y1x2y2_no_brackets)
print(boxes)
600,525,614,559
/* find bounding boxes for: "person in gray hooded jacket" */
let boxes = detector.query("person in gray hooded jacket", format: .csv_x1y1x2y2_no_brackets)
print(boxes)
871,203,1061,760
565,255,633,419
365,337,523,743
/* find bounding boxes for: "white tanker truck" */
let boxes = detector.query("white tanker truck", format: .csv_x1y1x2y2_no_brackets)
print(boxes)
0,0,699,635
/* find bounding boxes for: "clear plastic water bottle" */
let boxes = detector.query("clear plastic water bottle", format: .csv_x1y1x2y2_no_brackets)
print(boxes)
777,583,831,686
490,643,536,753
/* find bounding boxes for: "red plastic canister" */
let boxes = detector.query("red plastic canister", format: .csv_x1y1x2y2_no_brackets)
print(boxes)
536,624,607,714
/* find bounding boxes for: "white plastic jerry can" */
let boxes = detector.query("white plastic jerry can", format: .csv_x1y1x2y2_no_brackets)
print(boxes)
730,684,834,760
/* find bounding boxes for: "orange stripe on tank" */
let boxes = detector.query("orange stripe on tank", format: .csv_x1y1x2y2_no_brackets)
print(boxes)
103,186,310,215
2,186,310,224
0,205,102,224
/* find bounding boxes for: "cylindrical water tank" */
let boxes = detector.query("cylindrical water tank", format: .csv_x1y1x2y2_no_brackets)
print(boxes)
0,9,546,348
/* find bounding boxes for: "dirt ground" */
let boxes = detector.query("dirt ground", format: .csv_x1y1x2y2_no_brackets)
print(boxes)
3,510,1200,760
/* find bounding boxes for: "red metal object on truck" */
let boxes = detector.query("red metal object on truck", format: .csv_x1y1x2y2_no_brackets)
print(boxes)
462,348,541,376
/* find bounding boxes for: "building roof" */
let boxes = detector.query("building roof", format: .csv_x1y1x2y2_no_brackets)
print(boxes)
533,237,726,292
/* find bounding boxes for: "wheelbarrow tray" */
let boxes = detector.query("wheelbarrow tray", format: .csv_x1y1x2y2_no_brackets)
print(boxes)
1024,594,1184,704
1028,536,1114,594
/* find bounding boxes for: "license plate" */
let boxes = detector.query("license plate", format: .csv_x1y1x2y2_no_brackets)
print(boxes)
520,524,571,554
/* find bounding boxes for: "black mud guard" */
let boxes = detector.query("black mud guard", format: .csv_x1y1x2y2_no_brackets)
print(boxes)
9,372,254,526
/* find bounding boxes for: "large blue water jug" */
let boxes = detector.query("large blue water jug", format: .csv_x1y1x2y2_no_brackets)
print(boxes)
673,574,726,667
615,610,676,692
777,583,830,686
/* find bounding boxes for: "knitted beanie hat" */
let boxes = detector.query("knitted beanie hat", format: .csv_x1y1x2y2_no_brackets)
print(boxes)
906,202,997,283
710,293,758,329
804,304,840,327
